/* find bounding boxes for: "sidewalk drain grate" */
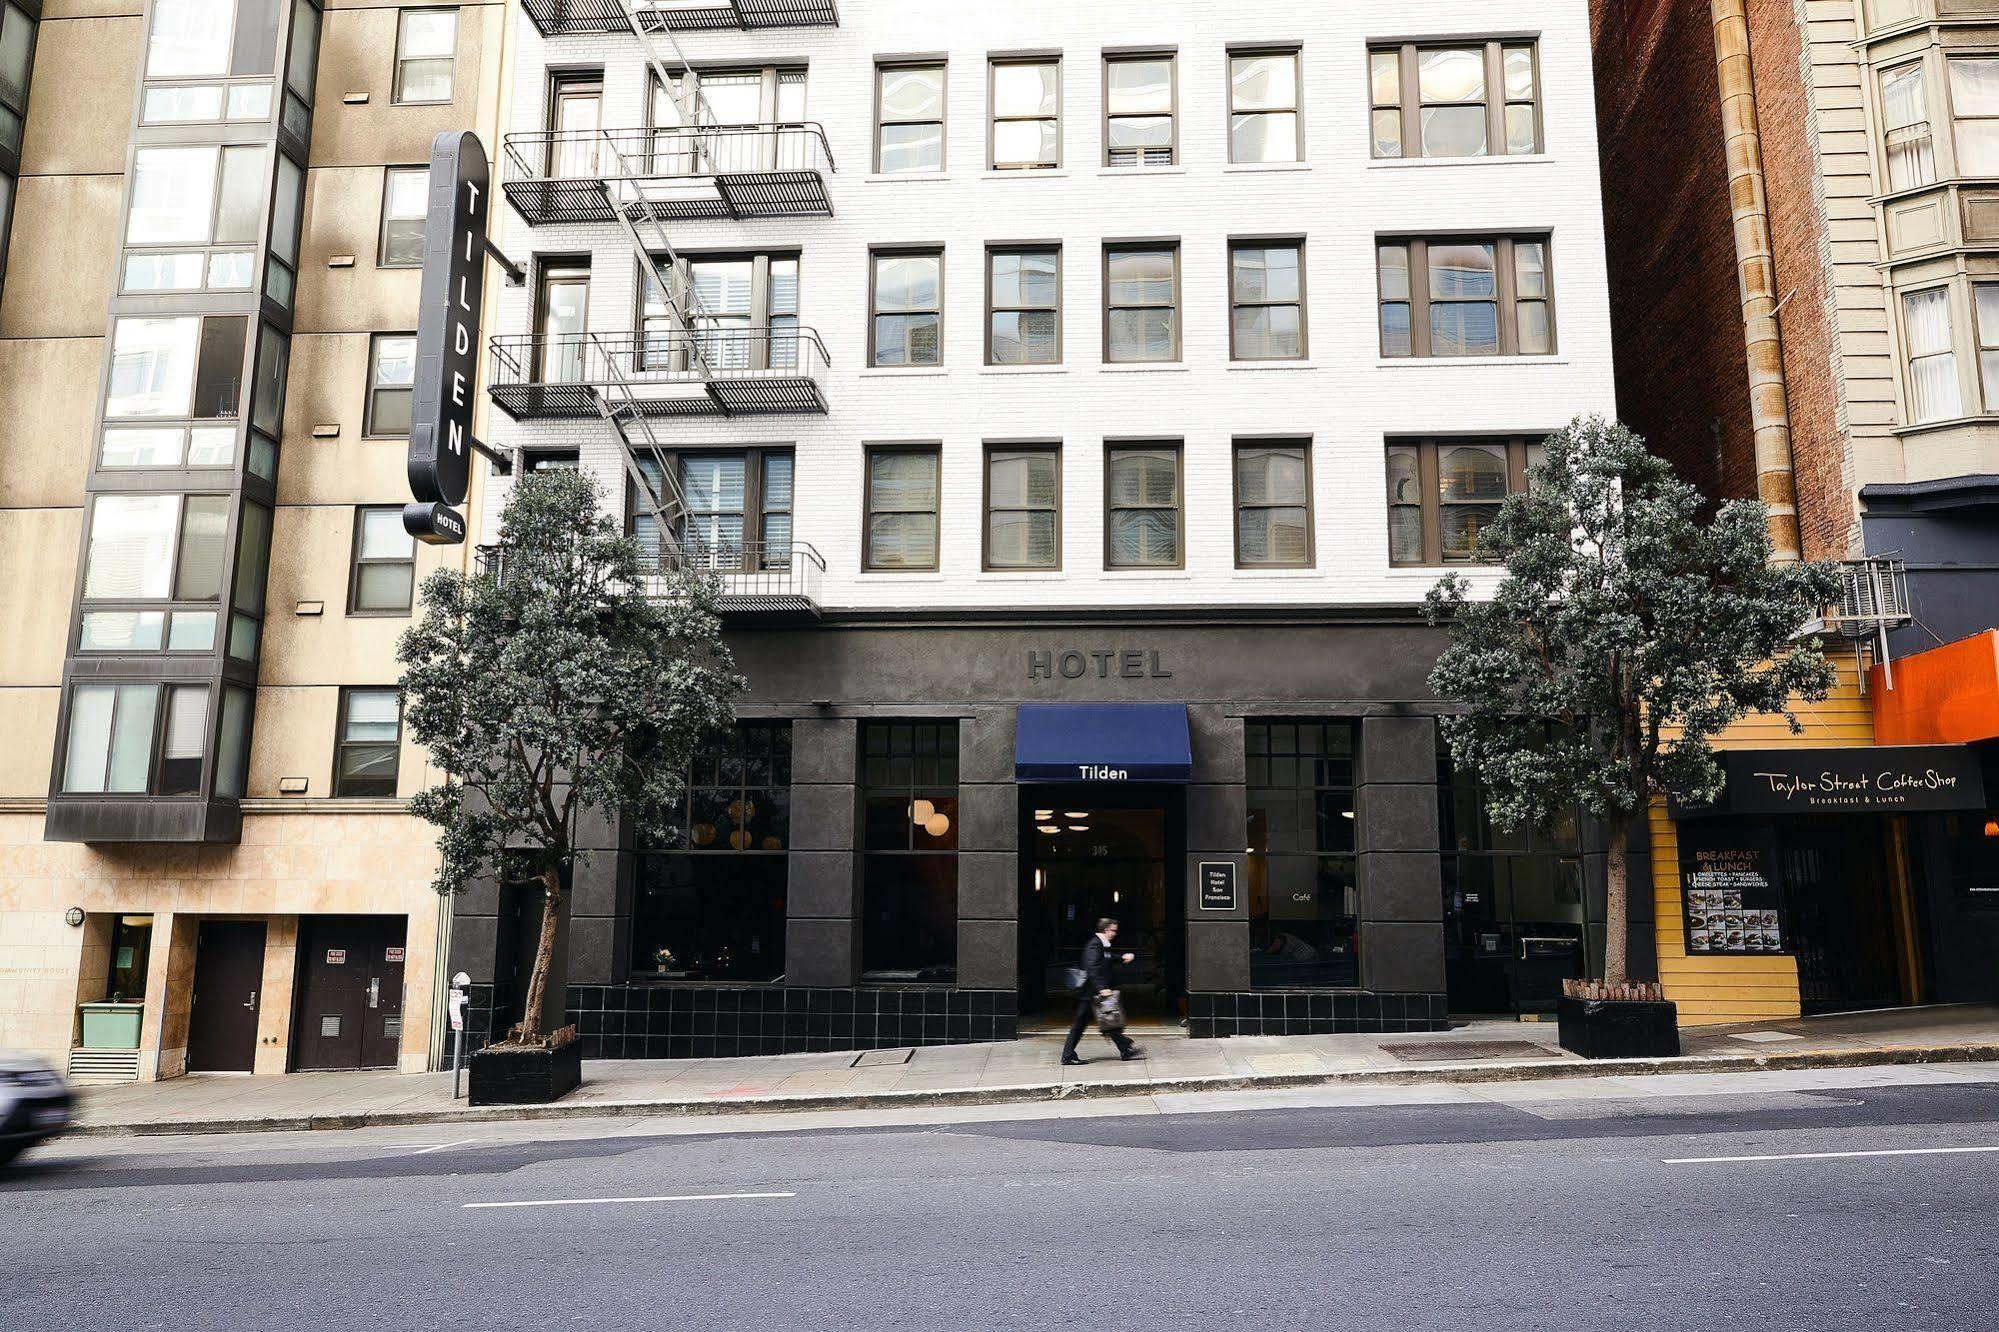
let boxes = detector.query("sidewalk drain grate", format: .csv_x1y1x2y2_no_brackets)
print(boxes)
1380,1040,1553,1062
851,1048,915,1068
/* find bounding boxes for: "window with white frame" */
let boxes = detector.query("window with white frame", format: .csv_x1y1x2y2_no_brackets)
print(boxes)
1976,283,1999,410
378,166,427,267
365,333,415,436
1951,56,1999,176
392,8,455,105
1902,287,1961,423
1880,61,1935,190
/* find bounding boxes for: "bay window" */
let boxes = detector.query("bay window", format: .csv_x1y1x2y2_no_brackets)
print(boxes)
1902,286,1961,423
1880,61,1935,190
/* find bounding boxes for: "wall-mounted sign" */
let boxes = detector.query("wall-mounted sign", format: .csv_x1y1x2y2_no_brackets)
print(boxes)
1671,745,1987,817
1677,824,1784,956
405,129,490,546
1199,861,1238,911
384,946,406,963
325,949,347,965
1027,649,1172,682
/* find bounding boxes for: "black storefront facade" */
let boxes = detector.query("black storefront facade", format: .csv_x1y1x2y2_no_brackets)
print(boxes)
448,611,1620,1058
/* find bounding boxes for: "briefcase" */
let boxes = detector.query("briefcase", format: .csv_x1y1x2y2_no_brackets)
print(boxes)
1093,990,1127,1032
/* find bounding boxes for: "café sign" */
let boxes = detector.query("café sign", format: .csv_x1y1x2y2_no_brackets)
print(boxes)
1672,745,1987,818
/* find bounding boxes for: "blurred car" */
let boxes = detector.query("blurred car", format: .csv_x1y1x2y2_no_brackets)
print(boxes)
0,1053,73,1166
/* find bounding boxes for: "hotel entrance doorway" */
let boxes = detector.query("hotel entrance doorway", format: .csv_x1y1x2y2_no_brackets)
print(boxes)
1017,785,1184,1025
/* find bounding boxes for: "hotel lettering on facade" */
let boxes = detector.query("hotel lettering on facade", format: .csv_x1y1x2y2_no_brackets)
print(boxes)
451,0,1627,1055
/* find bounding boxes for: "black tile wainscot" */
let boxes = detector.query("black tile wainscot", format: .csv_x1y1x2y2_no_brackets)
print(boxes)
1185,991,1450,1038
553,986,1019,1059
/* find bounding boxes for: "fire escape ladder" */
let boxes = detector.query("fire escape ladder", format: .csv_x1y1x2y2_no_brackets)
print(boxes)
591,333,690,569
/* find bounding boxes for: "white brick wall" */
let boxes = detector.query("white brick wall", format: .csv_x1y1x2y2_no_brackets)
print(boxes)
479,0,1616,610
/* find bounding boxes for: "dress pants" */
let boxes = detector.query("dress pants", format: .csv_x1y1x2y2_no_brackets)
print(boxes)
1062,996,1134,1059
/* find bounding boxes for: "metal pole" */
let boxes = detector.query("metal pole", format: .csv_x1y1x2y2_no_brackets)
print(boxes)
453,1024,465,1100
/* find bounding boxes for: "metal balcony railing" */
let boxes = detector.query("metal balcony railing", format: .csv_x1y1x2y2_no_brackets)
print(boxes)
502,124,836,224
646,539,825,613
478,539,825,617
520,0,837,36
488,328,830,420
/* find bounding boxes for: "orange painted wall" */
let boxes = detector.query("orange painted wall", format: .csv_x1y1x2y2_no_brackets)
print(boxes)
1870,631,1999,747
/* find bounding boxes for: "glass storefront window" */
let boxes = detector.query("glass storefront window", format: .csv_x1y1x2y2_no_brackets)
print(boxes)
107,915,154,1001
630,724,792,981
1246,720,1359,987
861,721,958,981
1438,744,1586,1014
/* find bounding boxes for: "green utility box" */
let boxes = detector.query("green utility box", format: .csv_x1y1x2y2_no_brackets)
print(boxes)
79,1002,143,1050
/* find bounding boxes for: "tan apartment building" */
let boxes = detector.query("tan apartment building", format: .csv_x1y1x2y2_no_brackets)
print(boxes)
0,0,507,1080
1591,0,1999,1021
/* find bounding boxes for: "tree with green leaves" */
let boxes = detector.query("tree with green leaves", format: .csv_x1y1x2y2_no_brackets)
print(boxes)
1424,416,1841,989
398,469,744,1044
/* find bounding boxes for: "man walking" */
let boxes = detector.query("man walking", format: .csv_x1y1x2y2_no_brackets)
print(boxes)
1062,917,1144,1066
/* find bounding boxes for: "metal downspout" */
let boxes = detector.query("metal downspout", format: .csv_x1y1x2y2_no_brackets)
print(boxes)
1712,0,1803,561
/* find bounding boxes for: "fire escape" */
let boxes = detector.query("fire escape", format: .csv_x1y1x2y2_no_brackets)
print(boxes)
488,0,835,614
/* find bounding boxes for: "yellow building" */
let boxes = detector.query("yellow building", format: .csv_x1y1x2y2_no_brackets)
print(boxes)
0,0,506,1079
1651,654,1989,1026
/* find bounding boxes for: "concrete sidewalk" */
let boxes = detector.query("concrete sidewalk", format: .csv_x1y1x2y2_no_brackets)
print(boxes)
67,1003,1999,1137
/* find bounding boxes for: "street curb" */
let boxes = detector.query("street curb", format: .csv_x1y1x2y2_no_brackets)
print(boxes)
66,1040,1999,1139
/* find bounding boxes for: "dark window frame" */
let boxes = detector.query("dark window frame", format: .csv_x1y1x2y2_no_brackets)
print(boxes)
984,242,1062,365
859,719,961,982
1102,241,1182,363
1369,40,1543,160
982,439,1062,571
1376,234,1555,358
862,441,943,572
1385,435,1543,567
1228,236,1308,361
1232,436,1314,569
333,686,402,798
347,504,416,616
628,444,796,572
868,245,944,368
1245,718,1361,990
987,53,1061,170
1103,439,1185,570
1102,49,1179,167
874,58,947,173
1226,45,1304,164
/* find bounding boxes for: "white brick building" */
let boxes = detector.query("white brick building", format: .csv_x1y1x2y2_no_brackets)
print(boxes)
452,0,1623,1057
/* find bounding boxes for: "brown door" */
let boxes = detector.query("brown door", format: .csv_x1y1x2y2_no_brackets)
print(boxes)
293,917,409,1071
186,920,265,1072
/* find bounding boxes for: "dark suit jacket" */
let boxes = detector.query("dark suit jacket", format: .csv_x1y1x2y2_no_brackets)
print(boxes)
1081,934,1123,993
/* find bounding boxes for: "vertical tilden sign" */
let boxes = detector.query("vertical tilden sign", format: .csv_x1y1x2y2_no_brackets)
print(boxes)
404,129,489,545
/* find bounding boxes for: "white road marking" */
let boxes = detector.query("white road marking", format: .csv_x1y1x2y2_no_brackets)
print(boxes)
1664,1145,1999,1165
385,1138,478,1155
462,1191,796,1210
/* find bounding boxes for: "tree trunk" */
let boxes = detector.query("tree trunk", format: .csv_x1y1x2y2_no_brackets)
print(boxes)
1602,816,1629,987
516,861,565,1044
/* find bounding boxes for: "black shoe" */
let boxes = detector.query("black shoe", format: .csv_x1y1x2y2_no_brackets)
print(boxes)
1120,1046,1145,1061
1062,1055,1088,1066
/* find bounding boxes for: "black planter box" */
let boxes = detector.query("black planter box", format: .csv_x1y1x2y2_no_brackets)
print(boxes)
468,1035,582,1105
1556,995,1681,1060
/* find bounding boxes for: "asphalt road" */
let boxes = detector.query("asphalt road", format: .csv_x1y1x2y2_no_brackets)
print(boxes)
4,1065,1998,1331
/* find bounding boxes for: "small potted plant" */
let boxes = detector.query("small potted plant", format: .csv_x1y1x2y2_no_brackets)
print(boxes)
654,946,676,976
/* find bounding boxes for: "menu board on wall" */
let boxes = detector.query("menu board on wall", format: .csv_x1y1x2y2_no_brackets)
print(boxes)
1678,825,1785,956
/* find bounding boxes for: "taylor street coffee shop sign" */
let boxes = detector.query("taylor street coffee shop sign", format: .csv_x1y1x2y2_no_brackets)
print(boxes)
1672,745,1987,818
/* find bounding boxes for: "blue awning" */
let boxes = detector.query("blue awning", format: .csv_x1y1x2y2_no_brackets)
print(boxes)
1015,703,1193,783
